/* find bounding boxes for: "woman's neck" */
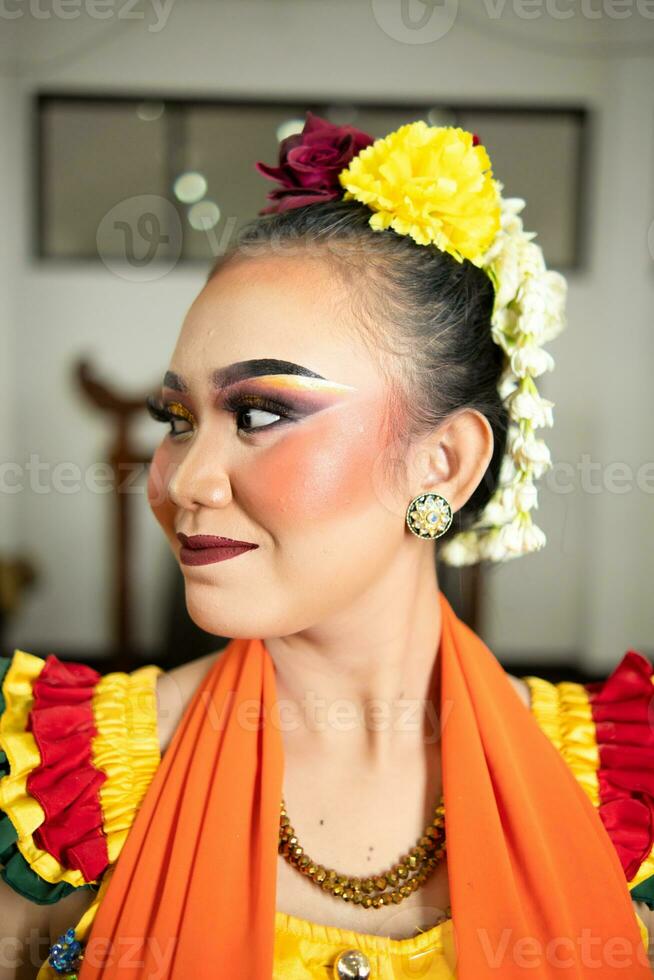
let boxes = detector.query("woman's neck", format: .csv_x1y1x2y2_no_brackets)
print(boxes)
263,545,442,768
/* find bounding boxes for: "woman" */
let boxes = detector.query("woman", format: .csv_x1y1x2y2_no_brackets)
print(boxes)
2,114,654,980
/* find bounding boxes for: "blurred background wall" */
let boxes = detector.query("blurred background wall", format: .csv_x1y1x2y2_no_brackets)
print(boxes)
0,0,653,676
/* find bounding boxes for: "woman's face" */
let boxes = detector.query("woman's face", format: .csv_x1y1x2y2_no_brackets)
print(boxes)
147,253,419,639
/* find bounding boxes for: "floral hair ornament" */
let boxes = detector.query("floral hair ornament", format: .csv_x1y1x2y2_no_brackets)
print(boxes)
254,111,374,212
255,113,567,565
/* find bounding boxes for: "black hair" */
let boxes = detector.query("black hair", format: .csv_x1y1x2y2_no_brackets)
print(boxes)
206,198,508,539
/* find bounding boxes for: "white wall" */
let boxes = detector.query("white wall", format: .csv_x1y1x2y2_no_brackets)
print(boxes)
2,0,653,670
0,81,19,556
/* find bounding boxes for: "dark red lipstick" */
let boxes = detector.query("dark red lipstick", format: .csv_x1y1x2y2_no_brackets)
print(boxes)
176,532,259,567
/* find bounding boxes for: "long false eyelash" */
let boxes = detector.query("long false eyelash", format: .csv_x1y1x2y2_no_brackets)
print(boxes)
145,395,175,423
145,395,191,438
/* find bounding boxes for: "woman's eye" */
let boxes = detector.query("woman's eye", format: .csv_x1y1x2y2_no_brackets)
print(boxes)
225,393,295,434
169,417,193,437
146,393,294,440
236,407,282,432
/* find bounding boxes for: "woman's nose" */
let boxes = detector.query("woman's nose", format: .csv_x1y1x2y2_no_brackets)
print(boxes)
166,435,233,511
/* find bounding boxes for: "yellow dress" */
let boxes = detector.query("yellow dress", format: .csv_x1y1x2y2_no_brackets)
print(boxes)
273,908,457,979
0,649,652,979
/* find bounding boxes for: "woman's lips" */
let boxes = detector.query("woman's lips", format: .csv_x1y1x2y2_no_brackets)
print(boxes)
176,532,259,567
180,546,256,566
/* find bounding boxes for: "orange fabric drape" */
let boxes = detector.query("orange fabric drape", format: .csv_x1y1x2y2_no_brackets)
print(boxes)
79,592,651,979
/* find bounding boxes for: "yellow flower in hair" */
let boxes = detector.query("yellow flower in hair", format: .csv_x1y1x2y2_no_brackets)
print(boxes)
338,121,501,265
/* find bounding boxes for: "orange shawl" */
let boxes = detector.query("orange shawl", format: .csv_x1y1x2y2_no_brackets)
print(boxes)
79,591,651,978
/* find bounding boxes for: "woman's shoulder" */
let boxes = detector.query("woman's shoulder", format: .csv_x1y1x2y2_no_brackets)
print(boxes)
0,647,163,908
521,649,654,909
155,649,222,755
506,673,531,708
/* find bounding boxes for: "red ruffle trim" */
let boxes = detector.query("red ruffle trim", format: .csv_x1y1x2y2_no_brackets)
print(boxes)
586,650,654,881
25,655,110,881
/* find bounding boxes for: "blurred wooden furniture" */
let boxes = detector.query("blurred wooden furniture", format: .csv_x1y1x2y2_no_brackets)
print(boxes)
76,358,155,671
0,555,37,652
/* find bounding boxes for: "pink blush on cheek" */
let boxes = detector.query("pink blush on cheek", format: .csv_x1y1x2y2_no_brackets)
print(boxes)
146,442,178,530
246,402,387,522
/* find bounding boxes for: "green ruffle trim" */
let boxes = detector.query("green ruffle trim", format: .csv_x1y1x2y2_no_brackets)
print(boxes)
631,874,654,911
0,653,85,905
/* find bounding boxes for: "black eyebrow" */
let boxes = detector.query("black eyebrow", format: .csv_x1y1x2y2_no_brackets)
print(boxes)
162,359,326,393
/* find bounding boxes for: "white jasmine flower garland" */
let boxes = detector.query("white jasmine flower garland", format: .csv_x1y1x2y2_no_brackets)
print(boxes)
439,191,567,566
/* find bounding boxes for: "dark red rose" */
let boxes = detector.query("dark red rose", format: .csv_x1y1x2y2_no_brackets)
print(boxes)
472,133,481,147
254,111,374,215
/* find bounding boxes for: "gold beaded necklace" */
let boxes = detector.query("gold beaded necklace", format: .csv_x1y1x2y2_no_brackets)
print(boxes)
278,794,449,911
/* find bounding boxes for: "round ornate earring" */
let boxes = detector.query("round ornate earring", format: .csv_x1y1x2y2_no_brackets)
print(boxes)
406,491,453,540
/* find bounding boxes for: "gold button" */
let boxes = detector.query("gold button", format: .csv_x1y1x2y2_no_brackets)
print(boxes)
333,948,371,979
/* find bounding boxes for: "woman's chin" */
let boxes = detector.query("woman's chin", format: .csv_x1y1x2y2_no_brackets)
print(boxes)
181,590,239,637
184,608,242,639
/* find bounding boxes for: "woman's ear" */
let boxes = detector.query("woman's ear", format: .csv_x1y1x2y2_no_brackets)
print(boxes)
406,408,494,514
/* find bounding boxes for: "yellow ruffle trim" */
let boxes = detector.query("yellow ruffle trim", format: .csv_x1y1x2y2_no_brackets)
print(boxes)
91,664,163,865
0,649,88,887
0,650,162,889
523,675,600,807
634,906,651,953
